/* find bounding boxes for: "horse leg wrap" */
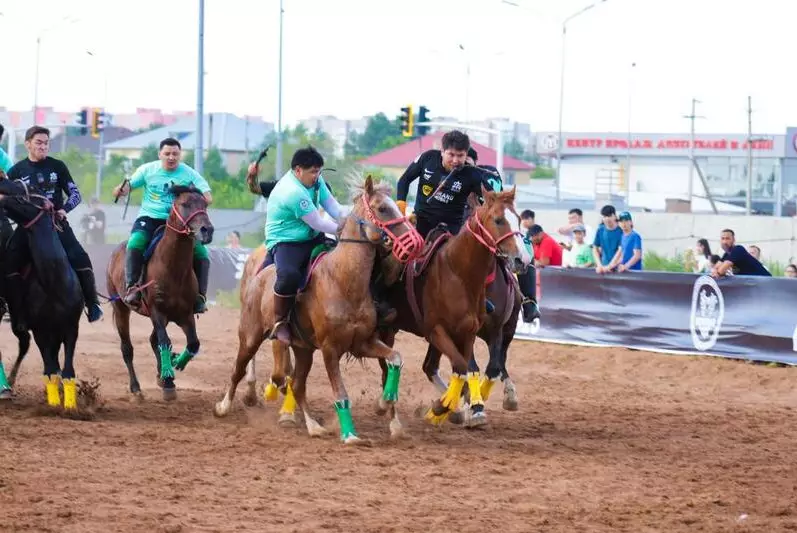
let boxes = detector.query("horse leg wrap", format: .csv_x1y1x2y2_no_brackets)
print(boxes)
0,362,10,391
173,349,197,371
278,378,297,415
44,375,61,407
382,362,402,403
334,399,358,441
479,375,498,401
62,378,78,410
467,372,484,408
159,345,175,380
425,373,465,425
264,380,280,402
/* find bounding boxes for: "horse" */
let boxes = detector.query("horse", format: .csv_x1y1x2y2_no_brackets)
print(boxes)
214,174,423,444
0,180,84,410
106,185,214,401
375,185,531,427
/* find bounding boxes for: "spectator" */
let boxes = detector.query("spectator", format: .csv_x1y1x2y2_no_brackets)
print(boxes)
709,254,722,271
0,123,12,174
79,197,106,245
519,209,535,257
608,211,642,272
226,230,241,249
593,204,623,273
558,208,594,250
712,229,771,278
748,244,770,272
529,224,563,267
693,238,713,273
785,264,797,278
565,224,594,268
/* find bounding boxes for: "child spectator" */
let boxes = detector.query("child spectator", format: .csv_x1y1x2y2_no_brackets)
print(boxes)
529,224,563,267
694,238,712,273
558,208,594,250
608,211,642,272
593,204,623,273
785,264,797,278
565,224,594,268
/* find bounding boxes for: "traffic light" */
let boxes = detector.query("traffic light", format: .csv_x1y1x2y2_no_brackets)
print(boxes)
75,108,88,136
90,107,105,139
400,105,414,138
416,105,430,136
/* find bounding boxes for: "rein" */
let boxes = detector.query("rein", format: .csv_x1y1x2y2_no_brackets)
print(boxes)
464,210,521,259
166,203,208,236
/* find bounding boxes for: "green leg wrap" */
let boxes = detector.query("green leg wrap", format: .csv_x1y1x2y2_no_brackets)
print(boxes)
193,241,209,260
159,345,175,380
173,348,196,371
126,230,150,251
0,362,10,391
334,399,357,441
382,363,401,402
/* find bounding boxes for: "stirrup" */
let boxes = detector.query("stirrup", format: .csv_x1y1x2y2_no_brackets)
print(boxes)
270,319,290,339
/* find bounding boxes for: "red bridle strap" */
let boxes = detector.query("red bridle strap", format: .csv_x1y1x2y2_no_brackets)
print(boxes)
465,212,520,256
166,204,208,236
360,195,423,263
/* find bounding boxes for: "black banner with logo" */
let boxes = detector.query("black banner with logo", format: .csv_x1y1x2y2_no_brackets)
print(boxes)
513,268,797,365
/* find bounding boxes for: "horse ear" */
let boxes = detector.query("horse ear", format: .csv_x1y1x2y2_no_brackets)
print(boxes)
467,192,480,211
481,184,495,203
364,174,375,196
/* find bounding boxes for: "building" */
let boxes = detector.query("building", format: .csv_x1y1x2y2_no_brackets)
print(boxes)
533,130,796,214
48,126,137,155
359,132,535,186
104,113,274,173
296,115,368,157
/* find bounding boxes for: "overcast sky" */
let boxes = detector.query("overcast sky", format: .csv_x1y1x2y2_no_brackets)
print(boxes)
0,0,793,134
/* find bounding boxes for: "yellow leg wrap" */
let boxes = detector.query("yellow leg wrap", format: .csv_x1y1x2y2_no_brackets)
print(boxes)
279,380,297,416
45,375,61,407
263,381,280,402
425,373,466,426
467,372,484,406
479,375,497,401
62,378,77,410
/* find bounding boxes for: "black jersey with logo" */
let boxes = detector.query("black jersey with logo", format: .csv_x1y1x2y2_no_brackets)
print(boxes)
6,156,82,212
396,149,493,226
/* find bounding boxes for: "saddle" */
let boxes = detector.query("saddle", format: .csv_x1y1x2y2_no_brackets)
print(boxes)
255,238,336,294
133,225,166,287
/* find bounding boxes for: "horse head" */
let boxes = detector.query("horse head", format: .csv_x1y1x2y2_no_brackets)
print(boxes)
349,174,423,263
168,184,214,244
467,185,532,273
0,180,55,229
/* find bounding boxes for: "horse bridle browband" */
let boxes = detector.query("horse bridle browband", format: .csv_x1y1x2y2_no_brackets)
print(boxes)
166,203,208,236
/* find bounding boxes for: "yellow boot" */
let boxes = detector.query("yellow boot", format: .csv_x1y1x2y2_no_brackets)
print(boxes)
45,375,61,407
263,380,280,402
279,378,297,417
425,373,466,426
63,378,78,410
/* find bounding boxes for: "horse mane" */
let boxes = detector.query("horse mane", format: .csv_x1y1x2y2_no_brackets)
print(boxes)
169,184,204,197
344,170,393,203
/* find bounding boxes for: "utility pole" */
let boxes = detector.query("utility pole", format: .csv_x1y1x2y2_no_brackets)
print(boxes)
746,95,753,216
195,0,205,174
683,98,704,209
275,0,284,180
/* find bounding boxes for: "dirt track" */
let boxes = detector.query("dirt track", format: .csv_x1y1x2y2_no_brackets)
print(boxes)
1,306,796,532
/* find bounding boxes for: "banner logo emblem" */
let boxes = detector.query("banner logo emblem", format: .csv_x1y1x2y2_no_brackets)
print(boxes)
690,275,724,351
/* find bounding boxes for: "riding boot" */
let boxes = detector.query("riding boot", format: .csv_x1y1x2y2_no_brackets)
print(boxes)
517,266,540,323
123,248,145,307
486,299,495,314
271,293,296,346
193,257,210,314
5,275,27,334
370,275,397,326
76,268,104,323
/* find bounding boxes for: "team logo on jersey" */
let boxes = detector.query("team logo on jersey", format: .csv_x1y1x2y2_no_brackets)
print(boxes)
451,181,462,192
299,199,310,211
421,184,433,196
690,275,724,351
422,169,433,181
49,172,58,184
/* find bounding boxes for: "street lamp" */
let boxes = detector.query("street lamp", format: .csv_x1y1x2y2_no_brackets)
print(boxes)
458,44,470,124
555,0,608,204
196,0,205,174
86,50,110,200
275,0,285,180
33,16,79,123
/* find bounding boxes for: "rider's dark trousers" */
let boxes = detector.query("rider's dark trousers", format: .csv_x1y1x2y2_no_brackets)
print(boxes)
415,215,462,240
5,221,93,275
517,266,537,301
263,234,325,296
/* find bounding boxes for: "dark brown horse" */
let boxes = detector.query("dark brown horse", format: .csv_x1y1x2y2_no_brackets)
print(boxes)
376,186,531,427
214,175,422,444
106,185,214,401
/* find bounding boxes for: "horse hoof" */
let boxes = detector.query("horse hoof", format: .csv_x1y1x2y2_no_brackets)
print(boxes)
465,412,489,429
213,402,229,418
374,397,388,416
129,391,145,404
448,410,465,425
162,388,177,402
307,424,327,438
0,389,12,401
389,419,405,440
242,392,258,407
278,413,298,427
343,435,371,447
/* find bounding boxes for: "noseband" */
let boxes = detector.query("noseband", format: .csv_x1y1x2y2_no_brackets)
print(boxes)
465,211,521,259
359,194,423,263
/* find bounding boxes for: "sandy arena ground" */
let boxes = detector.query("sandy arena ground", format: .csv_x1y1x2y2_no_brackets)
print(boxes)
1,306,796,532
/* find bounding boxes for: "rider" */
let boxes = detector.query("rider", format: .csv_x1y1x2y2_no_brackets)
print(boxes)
4,126,104,332
261,146,343,346
0,123,12,175
112,137,213,314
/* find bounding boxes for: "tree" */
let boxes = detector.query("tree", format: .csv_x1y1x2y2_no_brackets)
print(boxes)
135,144,159,168
504,138,527,160
345,113,405,158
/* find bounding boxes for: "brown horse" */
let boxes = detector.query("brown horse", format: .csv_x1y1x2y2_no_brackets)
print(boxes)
214,175,422,444
106,186,214,401
376,186,531,427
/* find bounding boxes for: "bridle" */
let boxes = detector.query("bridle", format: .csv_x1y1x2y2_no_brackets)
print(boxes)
337,194,423,263
3,179,62,231
464,204,522,259
166,202,208,236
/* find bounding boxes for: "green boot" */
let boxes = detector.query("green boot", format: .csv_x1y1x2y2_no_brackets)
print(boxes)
334,399,358,443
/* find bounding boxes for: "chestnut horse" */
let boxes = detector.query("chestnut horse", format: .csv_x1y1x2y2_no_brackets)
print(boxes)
214,175,422,444
106,185,214,401
376,186,531,427
0,181,84,410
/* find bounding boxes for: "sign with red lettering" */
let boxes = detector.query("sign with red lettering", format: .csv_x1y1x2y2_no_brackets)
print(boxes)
565,137,775,151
